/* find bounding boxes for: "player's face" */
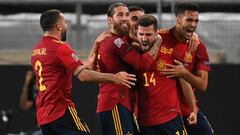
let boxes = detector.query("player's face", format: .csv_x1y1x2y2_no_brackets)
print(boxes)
129,10,145,37
177,10,199,40
110,6,131,36
137,25,157,52
58,13,68,41
130,10,145,26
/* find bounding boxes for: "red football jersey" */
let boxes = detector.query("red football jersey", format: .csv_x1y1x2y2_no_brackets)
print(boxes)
31,36,82,125
96,35,154,113
173,35,211,116
137,31,181,126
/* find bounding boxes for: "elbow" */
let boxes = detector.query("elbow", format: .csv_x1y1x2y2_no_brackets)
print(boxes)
197,83,208,92
77,71,90,82
78,74,87,82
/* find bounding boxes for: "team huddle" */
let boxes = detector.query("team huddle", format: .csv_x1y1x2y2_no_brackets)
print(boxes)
31,1,215,135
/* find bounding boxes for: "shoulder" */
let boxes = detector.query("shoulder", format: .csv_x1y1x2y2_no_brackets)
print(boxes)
158,28,170,35
101,35,127,48
197,41,207,52
57,43,74,56
52,39,66,45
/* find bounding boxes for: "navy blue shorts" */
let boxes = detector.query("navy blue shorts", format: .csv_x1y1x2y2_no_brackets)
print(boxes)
40,107,91,135
183,111,215,135
140,115,186,135
98,104,140,135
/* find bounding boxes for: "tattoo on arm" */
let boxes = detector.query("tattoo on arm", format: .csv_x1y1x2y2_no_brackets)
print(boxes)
148,35,162,59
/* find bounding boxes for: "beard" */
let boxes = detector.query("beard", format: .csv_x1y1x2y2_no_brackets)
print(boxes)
140,40,154,52
61,30,67,41
113,22,130,36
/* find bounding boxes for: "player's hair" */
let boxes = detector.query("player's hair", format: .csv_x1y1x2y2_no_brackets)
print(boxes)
174,2,199,16
107,3,128,17
137,14,158,31
40,9,62,32
128,5,145,13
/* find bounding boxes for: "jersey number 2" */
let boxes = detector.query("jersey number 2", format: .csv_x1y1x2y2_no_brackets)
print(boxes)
35,60,46,91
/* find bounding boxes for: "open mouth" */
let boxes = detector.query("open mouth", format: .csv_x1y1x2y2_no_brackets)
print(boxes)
186,28,194,37
121,23,129,28
142,42,149,47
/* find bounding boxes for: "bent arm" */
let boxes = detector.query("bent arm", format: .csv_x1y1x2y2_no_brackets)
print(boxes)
182,70,208,91
162,60,209,91
122,35,161,71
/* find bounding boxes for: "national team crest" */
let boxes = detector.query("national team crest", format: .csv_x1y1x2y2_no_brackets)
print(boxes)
114,38,124,48
184,52,192,63
157,60,166,71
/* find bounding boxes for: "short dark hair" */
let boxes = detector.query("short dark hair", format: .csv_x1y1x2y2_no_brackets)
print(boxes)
137,14,158,31
128,5,145,13
107,3,128,17
40,9,62,31
174,2,199,16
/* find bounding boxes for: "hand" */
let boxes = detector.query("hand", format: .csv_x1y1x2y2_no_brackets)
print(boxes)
95,31,112,44
115,72,137,88
85,53,96,70
156,34,162,45
187,32,200,52
147,35,162,59
187,111,197,125
161,60,188,78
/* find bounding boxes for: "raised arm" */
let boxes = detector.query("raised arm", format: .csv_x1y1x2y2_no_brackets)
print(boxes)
146,34,162,59
187,32,200,52
121,35,162,71
88,31,112,70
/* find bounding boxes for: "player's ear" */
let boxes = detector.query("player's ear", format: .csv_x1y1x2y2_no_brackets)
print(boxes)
108,17,113,24
56,23,61,31
176,16,181,25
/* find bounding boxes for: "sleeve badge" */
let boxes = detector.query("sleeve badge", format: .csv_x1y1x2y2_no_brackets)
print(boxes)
114,38,124,48
71,53,79,62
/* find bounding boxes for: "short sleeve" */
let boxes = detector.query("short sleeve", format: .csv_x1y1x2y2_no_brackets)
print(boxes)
195,42,211,71
56,44,83,72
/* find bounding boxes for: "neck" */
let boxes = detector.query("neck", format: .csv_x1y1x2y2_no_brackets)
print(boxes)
44,31,60,40
173,27,185,42
109,26,118,36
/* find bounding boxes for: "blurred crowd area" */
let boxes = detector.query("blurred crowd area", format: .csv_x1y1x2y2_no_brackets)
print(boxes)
0,0,240,64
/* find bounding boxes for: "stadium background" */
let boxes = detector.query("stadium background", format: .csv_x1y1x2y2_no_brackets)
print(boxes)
0,0,239,135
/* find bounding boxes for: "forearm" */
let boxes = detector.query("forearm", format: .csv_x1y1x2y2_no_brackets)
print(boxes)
20,71,34,110
182,70,208,91
20,87,33,110
77,69,116,83
178,78,197,113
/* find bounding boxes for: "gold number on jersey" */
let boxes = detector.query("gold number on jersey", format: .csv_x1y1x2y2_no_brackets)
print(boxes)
35,60,46,91
143,72,156,87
